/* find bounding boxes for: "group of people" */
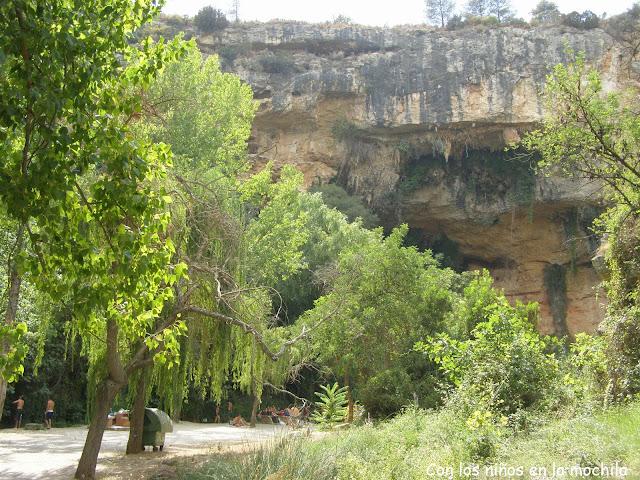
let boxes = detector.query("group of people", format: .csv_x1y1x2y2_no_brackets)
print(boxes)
257,404,310,426
10,395,55,430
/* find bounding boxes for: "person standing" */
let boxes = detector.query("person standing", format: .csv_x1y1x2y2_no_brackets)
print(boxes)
214,404,221,423
45,398,55,429
12,396,24,429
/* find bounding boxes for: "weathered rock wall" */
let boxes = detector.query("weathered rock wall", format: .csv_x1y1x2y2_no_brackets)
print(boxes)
192,21,623,335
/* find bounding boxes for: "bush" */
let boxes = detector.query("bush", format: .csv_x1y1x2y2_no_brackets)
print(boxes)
565,333,608,404
194,6,229,33
446,15,501,30
505,17,530,28
562,10,600,29
330,118,362,140
160,14,190,29
258,54,296,74
331,14,352,24
446,14,466,30
311,383,349,429
217,45,240,65
418,300,561,416
358,369,414,417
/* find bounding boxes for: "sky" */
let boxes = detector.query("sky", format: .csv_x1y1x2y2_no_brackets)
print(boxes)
162,0,635,26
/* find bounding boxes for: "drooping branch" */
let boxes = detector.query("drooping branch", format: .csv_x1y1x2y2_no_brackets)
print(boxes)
263,382,311,405
185,306,290,361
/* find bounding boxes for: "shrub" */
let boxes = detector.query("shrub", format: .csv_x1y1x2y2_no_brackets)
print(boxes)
194,6,229,33
330,118,361,141
160,14,190,29
565,333,608,404
446,14,466,29
217,45,239,65
417,300,561,416
311,383,348,429
258,53,296,74
331,14,352,24
447,15,502,29
505,17,530,28
358,368,414,417
465,15,501,27
562,10,600,29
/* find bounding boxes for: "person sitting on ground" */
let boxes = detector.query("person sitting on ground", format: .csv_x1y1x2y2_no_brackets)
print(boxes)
268,406,279,424
12,396,24,429
289,406,300,418
230,415,249,427
45,398,55,429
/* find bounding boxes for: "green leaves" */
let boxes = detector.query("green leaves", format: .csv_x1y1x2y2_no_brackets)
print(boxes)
0,0,190,396
520,50,640,403
311,383,349,428
419,300,560,416
0,322,28,383
521,50,640,213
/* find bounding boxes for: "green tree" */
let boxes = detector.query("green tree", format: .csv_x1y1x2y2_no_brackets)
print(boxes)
125,46,320,442
531,0,561,24
0,211,28,414
305,225,458,418
194,5,229,33
488,0,514,22
521,53,640,402
0,2,189,478
521,53,640,212
466,0,490,17
562,10,600,29
426,0,456,27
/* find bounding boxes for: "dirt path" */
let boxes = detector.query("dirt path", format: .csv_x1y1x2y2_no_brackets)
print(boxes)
0,422,287,479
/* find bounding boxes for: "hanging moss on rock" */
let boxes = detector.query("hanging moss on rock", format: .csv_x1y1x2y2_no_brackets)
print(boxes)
396,147,537,208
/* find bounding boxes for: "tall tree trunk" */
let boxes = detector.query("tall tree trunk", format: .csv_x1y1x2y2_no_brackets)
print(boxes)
345,371,354,423
0,223,25,418
0,377,7,422
250,392,260,428
74,379,122,479
126,363,151,454
76,319,127,479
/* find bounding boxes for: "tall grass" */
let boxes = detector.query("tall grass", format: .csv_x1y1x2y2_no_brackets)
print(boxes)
179,403,640,480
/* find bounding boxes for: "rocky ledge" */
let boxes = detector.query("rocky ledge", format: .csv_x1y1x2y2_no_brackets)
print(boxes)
184,20,626,334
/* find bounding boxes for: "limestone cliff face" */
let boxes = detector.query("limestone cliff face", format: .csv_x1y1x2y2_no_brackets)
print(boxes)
194,21,624,334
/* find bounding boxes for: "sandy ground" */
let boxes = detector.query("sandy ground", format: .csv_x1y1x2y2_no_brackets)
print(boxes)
0,422,289,479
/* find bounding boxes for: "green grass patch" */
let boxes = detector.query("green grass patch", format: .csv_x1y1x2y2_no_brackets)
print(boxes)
179,403,640,480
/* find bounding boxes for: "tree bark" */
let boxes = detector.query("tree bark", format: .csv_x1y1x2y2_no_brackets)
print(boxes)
250,392,260,428
75,319,127,479
74,379,122,479
0,377,7,422
0,223,25,418
345,372,354,423
126,363,151,454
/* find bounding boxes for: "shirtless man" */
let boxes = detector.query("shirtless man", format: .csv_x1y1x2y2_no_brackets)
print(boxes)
45,398,55,429
12,396,24,429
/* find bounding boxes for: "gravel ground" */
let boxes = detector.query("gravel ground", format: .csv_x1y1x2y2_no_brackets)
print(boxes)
0,422,286,479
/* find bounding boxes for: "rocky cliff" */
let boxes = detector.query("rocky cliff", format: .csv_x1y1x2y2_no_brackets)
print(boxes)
189,20,624,335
